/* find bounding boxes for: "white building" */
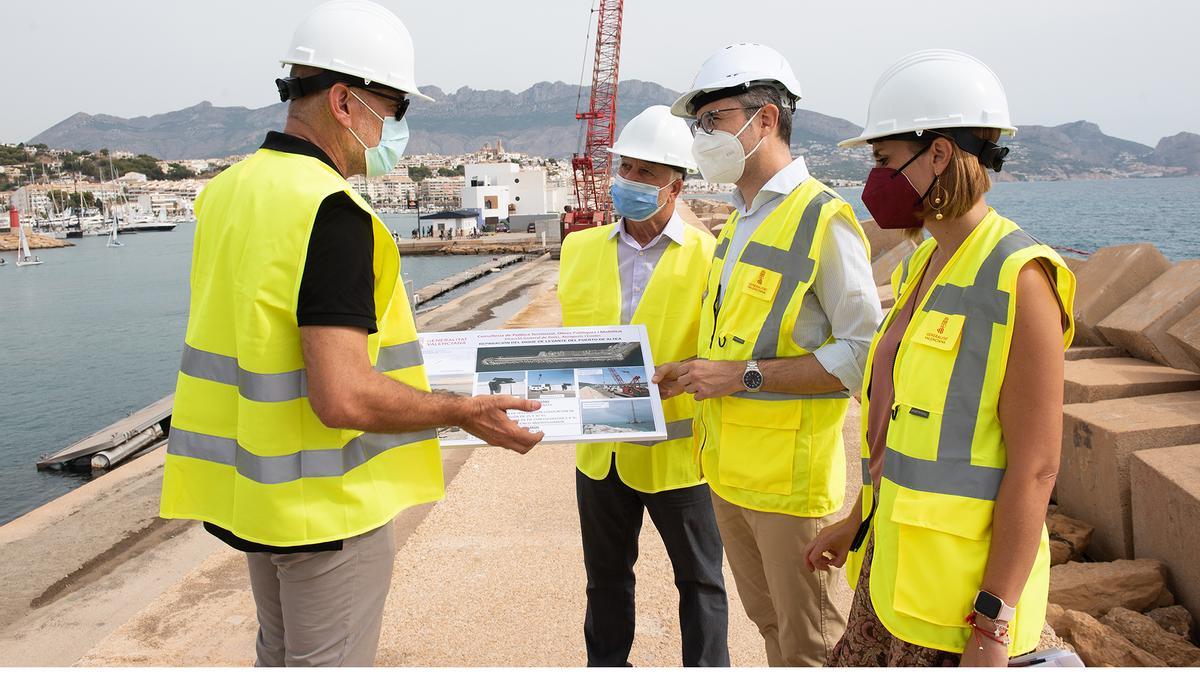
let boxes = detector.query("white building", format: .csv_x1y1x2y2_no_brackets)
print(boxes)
461,174,511,226
464,163,558,216
418,208,481,237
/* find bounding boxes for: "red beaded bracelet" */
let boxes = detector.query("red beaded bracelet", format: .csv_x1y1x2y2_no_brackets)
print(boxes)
965,611,1011,649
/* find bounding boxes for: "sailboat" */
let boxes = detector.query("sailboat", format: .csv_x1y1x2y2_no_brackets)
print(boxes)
106,217,124,247
15,225,43,267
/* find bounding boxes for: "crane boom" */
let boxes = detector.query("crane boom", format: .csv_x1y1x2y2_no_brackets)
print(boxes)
563,0,623,238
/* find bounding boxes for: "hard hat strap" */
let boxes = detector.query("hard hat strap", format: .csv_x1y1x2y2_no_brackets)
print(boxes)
881,128,1010,173
277,72,410,121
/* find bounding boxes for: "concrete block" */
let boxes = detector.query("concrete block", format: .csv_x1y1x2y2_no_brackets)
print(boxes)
1167,304,1200,373
877,284,895,310
1098,261,1200,369
859,218,910,263
870,240,917,287
1065,345,1126,361
1063,357,1200,404
1063,256,1089,275
673,200,705,231
1057,390,1200,560
1131,445,1200,629
1072,244,1171,346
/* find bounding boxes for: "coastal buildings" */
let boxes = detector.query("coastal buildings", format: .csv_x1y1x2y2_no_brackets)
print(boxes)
418,209,481,237
419,176,466,209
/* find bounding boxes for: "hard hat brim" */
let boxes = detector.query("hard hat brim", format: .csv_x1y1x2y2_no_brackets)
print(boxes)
838,123,1017,148
605,147,697,173
278,59,435,102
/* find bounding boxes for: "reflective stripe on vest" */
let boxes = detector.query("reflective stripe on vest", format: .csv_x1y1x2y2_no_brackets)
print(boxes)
625,418,695,448
180,340,424,404
168,427,437,484
882,229,1037,502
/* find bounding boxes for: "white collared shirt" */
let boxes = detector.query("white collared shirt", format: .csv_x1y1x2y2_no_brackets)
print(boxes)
610,209,687,324
717,156,883,392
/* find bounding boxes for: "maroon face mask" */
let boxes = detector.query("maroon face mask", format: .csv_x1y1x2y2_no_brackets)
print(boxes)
861,145,934,230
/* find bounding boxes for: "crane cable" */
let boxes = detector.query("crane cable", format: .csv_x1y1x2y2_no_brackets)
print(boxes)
574,0,598,156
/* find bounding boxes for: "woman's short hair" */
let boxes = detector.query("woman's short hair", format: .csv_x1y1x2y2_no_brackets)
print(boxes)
915,127,1002,221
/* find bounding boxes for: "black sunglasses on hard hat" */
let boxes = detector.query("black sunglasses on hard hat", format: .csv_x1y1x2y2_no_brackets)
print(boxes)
276,72,410,121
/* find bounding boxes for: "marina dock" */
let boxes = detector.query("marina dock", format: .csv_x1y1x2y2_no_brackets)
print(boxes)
36,396,172,472
412,253,530,308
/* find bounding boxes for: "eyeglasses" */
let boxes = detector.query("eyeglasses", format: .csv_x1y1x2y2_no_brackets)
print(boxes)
690,106,762,135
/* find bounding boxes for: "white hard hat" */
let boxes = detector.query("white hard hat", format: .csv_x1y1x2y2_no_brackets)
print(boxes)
839,49,1015,148
279,0,433,102
670,43,802,118
607,105,698,172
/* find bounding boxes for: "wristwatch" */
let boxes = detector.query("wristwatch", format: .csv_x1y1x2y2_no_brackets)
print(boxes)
973,590,1016,623
742,360,763,393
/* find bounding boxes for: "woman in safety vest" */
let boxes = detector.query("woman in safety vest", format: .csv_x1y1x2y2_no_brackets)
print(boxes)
802,50,1076,667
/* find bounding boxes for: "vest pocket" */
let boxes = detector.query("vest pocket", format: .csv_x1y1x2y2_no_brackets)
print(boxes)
717,397,800,495
889,487,994,627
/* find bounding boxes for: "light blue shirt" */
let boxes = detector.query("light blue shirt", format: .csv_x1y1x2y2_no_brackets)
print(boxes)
717,156,883,392
610,209,687,324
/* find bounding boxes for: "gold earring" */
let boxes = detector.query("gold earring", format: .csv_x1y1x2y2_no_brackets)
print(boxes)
931,176,949,221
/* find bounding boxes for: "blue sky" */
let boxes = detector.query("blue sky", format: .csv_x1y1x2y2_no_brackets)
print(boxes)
2,0,1194,146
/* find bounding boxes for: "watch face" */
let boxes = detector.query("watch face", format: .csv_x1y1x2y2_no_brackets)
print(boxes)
743,370,763,391
974,592,1002,619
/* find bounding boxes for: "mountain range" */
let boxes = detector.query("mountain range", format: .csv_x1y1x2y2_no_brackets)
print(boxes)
27,79,1200,182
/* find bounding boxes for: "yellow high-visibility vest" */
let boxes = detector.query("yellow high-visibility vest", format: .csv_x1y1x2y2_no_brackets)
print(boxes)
696,178,869,517
846,209,1075,655
159,148,444,547
558,221,715,493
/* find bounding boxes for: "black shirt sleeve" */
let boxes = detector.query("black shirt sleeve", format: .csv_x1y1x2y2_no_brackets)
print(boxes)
297,192,377,333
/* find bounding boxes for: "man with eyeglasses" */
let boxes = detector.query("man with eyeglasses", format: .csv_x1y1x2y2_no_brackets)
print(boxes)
158,1,542,666
654,43,882,666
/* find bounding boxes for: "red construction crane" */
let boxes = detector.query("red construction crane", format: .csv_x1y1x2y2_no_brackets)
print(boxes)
562,0,623,239
607,368,645,397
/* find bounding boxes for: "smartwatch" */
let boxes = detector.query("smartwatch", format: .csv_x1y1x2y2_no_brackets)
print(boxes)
973,590,1016,623
742,360,763,393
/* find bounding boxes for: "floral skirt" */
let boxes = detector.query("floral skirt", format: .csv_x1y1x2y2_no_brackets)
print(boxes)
827,534,961,667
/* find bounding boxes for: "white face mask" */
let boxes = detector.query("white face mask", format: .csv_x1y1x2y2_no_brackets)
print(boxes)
691,107,766,184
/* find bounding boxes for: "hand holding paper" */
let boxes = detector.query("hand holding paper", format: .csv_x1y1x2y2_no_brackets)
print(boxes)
652,361,687,400
460,396,545,454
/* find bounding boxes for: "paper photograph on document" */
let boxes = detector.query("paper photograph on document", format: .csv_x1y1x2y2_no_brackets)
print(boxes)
418,325,668,447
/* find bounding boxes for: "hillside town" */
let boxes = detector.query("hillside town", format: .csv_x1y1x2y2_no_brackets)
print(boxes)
0,140,595,238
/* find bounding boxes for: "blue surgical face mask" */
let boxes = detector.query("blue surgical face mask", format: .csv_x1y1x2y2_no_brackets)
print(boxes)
348,91,410,178
610,173,673,222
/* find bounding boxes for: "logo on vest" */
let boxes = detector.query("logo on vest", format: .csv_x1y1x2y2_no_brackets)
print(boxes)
915,312,964,351
744,268,780,301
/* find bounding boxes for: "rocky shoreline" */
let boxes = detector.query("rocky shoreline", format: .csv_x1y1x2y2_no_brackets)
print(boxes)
0,231,73,252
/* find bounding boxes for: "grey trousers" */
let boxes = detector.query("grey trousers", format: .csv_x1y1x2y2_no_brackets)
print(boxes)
246,521,397,667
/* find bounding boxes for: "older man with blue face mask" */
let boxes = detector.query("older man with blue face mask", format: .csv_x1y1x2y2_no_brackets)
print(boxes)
558,105,728,667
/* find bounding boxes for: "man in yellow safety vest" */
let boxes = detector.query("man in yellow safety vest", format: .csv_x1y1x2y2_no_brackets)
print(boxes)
559,105,728,666
656,43,884,666
159,1,542,666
